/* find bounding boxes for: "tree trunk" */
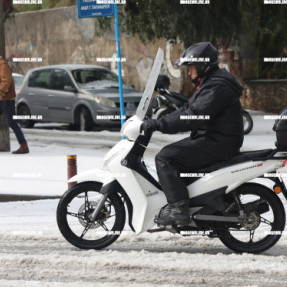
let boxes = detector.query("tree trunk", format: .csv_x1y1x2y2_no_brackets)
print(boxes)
0,113,10,151
0,0,6,57
0,0,10,152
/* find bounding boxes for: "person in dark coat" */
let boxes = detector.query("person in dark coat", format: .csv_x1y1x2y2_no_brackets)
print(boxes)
141,42,244,226
0,56,29,154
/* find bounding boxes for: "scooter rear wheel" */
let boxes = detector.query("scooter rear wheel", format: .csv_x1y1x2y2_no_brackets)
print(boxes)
218,183,285,253
57,182,126,249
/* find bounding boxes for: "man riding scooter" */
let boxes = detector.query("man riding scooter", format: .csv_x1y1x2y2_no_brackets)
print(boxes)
141,42,244,226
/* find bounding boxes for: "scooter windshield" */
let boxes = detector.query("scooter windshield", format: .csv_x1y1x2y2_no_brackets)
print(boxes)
136,48,164,120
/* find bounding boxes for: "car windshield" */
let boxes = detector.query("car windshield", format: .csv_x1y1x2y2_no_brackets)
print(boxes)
71,68,119,89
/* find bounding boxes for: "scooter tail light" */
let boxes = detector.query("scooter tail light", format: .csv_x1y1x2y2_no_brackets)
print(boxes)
282,160,287,167
274,186,282,194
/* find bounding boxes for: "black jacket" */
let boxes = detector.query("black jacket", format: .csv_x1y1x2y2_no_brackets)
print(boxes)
157,67,244,160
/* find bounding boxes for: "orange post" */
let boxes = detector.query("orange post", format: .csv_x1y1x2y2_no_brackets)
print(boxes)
67,155,77,188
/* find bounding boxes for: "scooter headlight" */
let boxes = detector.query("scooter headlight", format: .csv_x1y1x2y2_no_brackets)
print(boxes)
120,115,142,141
120,119,129,136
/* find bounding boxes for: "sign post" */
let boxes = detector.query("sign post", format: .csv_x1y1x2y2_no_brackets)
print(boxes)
113,4,125,127
76,0,125,127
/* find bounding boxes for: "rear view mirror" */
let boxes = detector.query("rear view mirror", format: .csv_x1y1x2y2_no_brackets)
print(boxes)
155,75,170,91
64,86,77,92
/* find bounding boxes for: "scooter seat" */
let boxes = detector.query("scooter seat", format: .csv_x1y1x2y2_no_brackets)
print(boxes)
195,149,274,173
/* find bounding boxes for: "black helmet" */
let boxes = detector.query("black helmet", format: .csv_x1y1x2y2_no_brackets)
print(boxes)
175,42,219,78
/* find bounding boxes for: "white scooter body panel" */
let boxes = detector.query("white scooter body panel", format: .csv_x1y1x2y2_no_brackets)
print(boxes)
67,139,135,186
104,139,167,234
187,159,285,197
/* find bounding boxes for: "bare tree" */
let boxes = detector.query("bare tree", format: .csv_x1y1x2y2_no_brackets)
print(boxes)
0,0,11,152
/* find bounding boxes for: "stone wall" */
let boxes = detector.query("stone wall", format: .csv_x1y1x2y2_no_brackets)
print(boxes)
5,6,183,93
243,80,287,113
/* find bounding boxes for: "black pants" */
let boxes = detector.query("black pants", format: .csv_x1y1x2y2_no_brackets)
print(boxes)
155,137,223,204
0,100,27,145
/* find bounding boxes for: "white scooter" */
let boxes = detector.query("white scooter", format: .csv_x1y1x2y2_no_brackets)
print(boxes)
57,49,287,253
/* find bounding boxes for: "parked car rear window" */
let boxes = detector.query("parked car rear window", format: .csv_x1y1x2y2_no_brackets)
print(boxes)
13,75,24,87
71,69,118,89
28,69,52,89
50,69,75,91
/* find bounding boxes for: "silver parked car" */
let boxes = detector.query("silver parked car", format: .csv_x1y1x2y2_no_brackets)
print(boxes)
16,65,142,131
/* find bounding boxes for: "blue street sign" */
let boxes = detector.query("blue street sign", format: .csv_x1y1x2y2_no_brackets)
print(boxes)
76,0,114,18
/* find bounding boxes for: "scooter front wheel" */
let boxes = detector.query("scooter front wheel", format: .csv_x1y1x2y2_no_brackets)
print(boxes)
57,182,126,250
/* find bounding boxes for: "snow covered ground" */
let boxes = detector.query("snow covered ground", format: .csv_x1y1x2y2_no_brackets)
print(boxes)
1,198,287,287
1,113,287,286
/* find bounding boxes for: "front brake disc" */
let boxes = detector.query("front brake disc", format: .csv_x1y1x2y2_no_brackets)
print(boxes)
78,201,101,229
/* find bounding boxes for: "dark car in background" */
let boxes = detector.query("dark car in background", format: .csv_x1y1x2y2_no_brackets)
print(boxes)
16,65,142,131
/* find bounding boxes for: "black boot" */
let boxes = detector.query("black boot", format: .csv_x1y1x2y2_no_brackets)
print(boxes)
158,204,172,220
155,199,190,226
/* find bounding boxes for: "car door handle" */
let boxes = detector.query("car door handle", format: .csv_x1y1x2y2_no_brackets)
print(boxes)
28,92,34,96
48,94,54,97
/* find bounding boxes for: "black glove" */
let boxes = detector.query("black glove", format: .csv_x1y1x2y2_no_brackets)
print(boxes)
140,119,159,137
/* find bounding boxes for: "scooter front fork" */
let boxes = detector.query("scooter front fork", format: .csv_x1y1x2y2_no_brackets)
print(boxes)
90,193,109,221
89,181,118,221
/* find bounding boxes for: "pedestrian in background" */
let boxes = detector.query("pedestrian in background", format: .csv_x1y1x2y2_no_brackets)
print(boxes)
0,55,29,154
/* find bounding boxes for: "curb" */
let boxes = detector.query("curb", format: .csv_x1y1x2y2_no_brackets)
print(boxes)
0,194,61,202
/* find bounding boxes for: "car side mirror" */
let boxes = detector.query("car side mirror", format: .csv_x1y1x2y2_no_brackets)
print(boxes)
64,86,77,92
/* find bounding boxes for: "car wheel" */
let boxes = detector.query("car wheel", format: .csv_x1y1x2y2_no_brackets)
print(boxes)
243,110,253,135
17,105,35,128
75,107,94,131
